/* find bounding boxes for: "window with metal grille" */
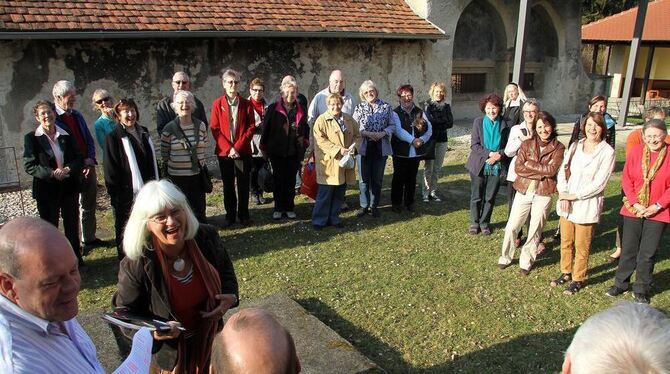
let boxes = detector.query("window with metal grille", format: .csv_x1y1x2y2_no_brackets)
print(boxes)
451,73,486,94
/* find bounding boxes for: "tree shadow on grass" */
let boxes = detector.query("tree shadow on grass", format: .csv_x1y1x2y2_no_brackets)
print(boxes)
299,297,576,373
423,328,577,373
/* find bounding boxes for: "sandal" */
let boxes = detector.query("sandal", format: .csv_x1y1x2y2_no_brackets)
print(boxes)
550,273,571,287
563,281,584,295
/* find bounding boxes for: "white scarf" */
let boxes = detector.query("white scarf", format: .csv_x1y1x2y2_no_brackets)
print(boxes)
121,130,159,195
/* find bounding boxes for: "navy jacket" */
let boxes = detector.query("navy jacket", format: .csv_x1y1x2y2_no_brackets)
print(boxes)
465,116,511,178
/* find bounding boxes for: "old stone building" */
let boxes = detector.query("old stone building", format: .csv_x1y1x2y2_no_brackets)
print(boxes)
0,0,584,179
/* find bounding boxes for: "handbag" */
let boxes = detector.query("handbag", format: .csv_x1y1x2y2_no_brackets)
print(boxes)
338,144,356,169
563,143,578,181
300,153,318,200
199,164,213,193
258,162,274,192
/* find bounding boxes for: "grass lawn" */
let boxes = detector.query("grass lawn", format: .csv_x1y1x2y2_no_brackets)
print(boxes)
78,146,670,373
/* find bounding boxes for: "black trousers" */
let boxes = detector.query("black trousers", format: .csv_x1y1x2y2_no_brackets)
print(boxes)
391,156,420,207
110,194,132,260
249,157,266,195
170,173,207,223
270,156,299,212
615,216,667,295
218,156,251,222
469,172,501,229
36,190,81,260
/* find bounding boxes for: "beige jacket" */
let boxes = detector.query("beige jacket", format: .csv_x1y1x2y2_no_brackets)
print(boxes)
313,111,361,186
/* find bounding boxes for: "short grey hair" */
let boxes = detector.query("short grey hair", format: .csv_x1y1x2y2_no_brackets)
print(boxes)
122,180,200,260
522,98,540,110
172,71,190,82
0,217,54,277
358,80,377,101
52,80,75,98
221,68,240,81
280,79,298,97
170,90,196,111
643,118,668,135
566,301,670,374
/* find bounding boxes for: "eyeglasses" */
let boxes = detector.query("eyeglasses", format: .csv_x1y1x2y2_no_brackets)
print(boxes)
225,80,240,85
95,97,111,105
173,80,189,85
149,208,183,224
644,135,665,141
522,110,538,114
250,88,264,92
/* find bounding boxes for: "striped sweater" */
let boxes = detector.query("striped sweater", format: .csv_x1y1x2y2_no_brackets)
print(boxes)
160,119,208,176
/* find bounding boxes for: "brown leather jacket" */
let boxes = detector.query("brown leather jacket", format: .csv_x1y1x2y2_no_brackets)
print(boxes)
513,137,565,196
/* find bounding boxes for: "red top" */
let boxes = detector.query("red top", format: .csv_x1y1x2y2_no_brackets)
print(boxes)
168,265,208,331
210,94,255,157
60,113,87,158
621,144,670,223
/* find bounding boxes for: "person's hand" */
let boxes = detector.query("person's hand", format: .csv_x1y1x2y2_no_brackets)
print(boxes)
200,294,237,320
642,204,661,218
485,157,495,165
374,131,386,141
81,165,92,178
559,199,571,213
412,138,423,148
340,148,350,156
488,152,501,162
559,192,576,201
152,321,182,341
520,132,533,142
228,148,240,158
53,168,66,180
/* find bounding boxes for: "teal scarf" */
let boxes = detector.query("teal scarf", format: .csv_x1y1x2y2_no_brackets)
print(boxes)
483,116,502,176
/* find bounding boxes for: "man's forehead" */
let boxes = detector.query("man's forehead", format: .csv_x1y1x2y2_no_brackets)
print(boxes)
173,73,189,82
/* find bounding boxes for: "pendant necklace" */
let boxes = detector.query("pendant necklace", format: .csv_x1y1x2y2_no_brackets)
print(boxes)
173,257,185,272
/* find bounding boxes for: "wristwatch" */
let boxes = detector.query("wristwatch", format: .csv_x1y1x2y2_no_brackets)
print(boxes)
655,202,662,210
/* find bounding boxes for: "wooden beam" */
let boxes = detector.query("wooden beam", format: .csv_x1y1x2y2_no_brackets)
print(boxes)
591,43,599,74
640,46,655,105
512,0,531,87
619,0,649,125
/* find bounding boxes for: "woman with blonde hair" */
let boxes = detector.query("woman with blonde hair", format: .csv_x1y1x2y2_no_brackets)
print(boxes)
114,180,238,373
421,81,453,202
502,82,527,126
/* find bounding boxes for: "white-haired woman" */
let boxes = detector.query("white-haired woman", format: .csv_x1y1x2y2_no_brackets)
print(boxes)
113,180,238,373
502,82,527,126
91,89,116,151
160,90,209,223
352,80,396,217
260,78,310,220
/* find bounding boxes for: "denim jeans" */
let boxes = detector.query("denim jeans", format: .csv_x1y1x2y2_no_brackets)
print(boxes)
312,183,346,226
358,149,388,209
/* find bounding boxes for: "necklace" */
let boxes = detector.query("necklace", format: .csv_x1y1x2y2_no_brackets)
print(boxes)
173,257,185,272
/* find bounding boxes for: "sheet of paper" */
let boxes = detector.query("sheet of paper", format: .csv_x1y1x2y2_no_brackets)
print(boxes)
112,327,153,374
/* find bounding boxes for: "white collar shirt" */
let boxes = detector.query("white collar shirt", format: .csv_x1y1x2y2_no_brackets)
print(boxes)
35,125,69,169
0,295,105,373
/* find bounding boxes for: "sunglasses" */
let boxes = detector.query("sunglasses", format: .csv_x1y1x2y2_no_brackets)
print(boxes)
173,80,189,85
95,97,111,105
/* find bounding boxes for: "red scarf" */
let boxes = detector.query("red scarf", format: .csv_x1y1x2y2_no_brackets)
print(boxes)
153,236,222,373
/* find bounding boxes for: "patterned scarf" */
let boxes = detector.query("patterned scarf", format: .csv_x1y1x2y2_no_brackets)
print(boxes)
153,236,222,374
623,145,667,216
482,116,502,176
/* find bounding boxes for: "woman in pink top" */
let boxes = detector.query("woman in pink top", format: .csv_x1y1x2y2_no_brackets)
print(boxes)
606,119,670,304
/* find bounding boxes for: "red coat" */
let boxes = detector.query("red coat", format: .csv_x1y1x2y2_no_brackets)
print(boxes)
621,144,670,223
210,94,255,157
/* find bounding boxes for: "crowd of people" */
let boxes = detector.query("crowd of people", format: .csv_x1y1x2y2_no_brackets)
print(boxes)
2,69,669,372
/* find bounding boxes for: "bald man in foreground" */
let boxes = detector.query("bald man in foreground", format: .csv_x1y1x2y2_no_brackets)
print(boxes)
213,308,300,374
0,217,104,373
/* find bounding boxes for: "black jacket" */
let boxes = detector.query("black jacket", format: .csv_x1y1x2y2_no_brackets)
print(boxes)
422,99,453,142
104,124,158,202
113,224,239,369
260,100,309,158
23,130,82,201
392,105,434,159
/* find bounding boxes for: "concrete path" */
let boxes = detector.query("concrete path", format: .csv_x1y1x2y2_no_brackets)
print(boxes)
79,293,384,373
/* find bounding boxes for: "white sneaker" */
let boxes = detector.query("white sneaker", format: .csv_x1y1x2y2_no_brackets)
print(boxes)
272,211,282,220
422,195,430,203
286,211,297,219
430,191,442,202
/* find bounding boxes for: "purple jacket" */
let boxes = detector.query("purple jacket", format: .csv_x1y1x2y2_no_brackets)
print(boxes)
465,116,511,178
